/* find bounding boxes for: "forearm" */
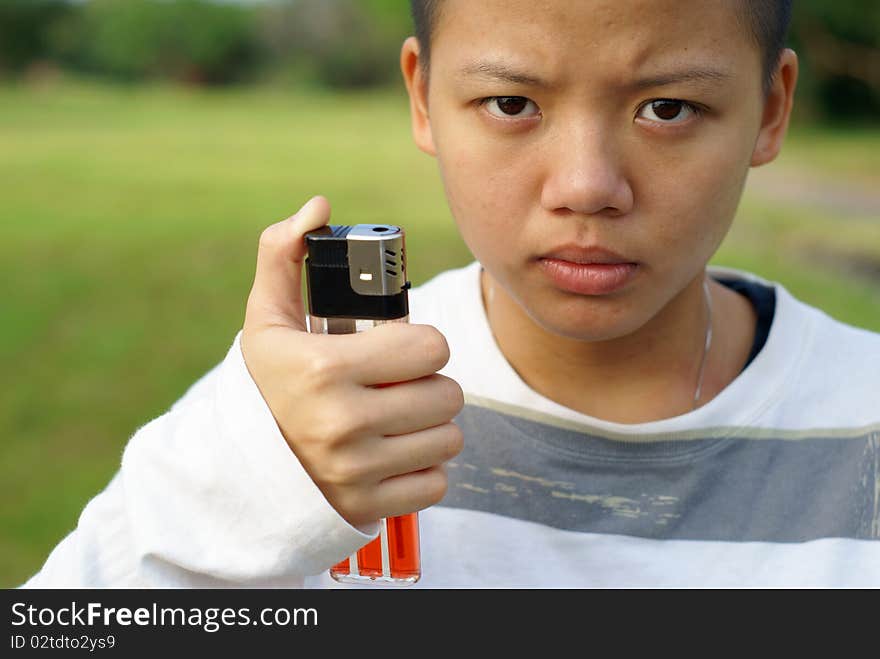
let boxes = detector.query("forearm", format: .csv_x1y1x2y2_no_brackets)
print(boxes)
22,332,376,588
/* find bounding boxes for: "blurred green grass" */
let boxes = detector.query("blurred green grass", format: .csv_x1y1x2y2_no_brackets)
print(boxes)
1,79,879,587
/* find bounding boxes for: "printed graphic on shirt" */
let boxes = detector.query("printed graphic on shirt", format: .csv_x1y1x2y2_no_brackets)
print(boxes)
440,400,880,543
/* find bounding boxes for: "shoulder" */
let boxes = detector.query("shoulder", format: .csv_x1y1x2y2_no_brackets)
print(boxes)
711,264,880,360
711,265,880,427
782,299,880,428
793,294,880,380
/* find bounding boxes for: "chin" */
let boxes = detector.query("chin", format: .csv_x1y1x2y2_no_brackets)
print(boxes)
518,291,644,343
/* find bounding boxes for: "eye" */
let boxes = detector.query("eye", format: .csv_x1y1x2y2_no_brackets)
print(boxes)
636,99,701,125
480,96,541,120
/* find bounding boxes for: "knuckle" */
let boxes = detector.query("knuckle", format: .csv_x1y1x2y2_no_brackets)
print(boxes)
326,454,367,487
318,406,361,443
301,347,344,388
329,492,373,526
305,396,357,445
343,408,373,436
257,223,283,251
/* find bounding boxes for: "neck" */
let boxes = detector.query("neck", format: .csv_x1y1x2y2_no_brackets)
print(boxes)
480,267,755,424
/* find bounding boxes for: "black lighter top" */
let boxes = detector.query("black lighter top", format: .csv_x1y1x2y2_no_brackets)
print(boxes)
305,224,410,321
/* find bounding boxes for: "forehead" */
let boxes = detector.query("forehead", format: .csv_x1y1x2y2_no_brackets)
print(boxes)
431,0,759,88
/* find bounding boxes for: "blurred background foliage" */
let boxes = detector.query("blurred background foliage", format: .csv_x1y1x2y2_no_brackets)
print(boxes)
1,1,878,588
0,0,414,89
0,0,878,120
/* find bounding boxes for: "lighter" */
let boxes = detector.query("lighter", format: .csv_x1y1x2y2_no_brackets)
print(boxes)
304,223,420,586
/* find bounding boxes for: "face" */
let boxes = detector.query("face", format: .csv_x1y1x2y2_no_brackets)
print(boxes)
407,0,776,342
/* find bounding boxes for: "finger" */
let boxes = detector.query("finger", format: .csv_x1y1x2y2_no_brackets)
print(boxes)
369,422,463,482
372,465,449,518
355,373,465,437
244,195,331,333
331,322,452,386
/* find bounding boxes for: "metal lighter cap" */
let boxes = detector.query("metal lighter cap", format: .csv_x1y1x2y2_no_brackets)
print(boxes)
345,224,407,296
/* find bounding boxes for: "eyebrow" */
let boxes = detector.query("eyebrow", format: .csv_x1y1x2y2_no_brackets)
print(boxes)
626,68,734,91
457,61,551,88
456,60,734,91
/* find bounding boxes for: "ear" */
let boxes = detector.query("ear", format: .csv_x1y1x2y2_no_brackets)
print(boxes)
751,48,799,167
400,36,437,157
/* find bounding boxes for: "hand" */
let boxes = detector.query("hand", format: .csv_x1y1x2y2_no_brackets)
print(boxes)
240,196,464,528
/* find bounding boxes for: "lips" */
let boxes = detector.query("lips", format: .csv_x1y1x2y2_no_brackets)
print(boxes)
537,245,639,295
540,245,635,265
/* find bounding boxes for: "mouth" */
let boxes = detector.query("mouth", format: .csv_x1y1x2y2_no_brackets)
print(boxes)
538,245,640,295
540,245,635,265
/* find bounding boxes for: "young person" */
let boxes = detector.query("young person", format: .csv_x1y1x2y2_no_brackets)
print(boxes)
24,0,880,587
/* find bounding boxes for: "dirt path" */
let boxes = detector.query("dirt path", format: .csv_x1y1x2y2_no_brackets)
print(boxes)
745,163,880,219
739,162,880,284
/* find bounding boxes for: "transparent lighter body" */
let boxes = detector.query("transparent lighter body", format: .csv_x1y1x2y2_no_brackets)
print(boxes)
308,313,420,586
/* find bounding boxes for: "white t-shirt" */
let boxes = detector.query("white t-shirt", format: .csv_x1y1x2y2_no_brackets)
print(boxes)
23,262,880,588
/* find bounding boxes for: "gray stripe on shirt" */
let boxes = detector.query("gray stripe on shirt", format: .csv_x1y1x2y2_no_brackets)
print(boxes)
464,393,880,442
439,403,880,542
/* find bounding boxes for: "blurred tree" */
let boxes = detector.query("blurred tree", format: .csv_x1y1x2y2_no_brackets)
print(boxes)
0,0,71,75
49,0,261,84
790,0,880,122
258,0,410,89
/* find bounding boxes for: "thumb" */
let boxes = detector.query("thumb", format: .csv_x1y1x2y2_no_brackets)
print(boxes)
244,195,331,333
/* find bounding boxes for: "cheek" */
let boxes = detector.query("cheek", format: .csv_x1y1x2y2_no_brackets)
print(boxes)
436,132,535,252
640,137,751,260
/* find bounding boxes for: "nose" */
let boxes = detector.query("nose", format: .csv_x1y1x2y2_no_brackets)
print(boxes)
540,123,633,217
